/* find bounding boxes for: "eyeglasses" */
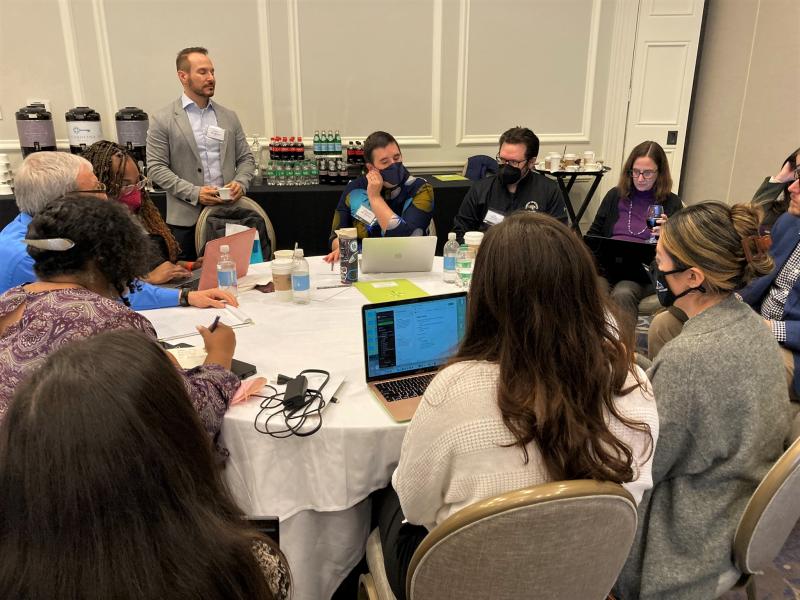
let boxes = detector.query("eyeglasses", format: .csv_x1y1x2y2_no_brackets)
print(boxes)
629,169,658,180
495,155,528,169
118,177,147,196
792,167,800,182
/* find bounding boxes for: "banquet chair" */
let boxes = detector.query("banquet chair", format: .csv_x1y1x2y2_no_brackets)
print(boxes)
359,480,638,600
195,196,276,259
714,436,800,598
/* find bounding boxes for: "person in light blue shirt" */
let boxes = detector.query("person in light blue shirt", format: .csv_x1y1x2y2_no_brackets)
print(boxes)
0,152,235,310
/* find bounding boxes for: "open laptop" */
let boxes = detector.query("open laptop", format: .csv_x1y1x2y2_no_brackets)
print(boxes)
583,235,656,285
160,228,256,291
361,236,437,274
361,292,467,421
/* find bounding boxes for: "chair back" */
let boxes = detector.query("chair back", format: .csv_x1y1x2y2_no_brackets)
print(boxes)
195,197,276,259
407,480,637,600
733,436,800,575
427,219,437,238
461,155,498,181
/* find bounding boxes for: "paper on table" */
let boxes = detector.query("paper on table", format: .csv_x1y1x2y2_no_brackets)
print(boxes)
353,279,429,303
433,174,468,181
167,346,207,368
155,305,254,341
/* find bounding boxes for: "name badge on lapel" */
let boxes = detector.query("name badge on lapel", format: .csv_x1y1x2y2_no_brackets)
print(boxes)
355,205,378,226
206,125,225,142
483,209,505,227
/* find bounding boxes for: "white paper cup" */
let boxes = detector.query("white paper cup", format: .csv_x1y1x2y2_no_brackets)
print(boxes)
273,250,295,260
583,150,595,164
548,155,562,172
464,231,484,254
217,187,232,200
271,258,294,300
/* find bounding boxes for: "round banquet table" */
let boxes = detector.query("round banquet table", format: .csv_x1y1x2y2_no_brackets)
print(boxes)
142,256,454,600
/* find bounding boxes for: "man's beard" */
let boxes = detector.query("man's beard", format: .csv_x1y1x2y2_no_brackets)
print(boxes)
189,80,214,98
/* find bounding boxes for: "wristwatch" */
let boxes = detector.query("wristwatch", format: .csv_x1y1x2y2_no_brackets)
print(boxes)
179,288,191,307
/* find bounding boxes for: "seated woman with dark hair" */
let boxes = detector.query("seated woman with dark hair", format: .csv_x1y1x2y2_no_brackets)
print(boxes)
0,329,290,600
83,140,199,284
588,140,683,328
0,195,239,449
615,201,793,599
377,212,659,600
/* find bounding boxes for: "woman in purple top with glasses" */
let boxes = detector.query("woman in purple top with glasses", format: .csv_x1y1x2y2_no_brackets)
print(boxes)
0,195,239,456
588,141,683,329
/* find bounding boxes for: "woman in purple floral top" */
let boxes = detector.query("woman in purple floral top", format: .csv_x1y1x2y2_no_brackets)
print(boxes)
0,195,239,447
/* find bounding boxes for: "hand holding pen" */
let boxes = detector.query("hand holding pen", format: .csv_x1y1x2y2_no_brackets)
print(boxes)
196,315,236,369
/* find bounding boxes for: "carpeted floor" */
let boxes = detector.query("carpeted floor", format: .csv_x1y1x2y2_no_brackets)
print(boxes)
720,519,800,599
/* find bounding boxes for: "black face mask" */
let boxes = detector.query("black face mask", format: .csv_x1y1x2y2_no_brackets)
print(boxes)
497,163,526,186
649,260,705,307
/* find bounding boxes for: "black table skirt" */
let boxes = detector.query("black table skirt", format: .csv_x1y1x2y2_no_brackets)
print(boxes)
0,174,472,257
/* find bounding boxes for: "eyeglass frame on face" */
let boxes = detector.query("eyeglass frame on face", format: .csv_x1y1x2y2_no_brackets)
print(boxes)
495,154,530,169
628,168,658,180
117,177,148,197
791,167,800,182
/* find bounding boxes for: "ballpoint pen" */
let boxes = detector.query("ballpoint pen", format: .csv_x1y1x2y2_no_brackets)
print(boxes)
208,315,221,332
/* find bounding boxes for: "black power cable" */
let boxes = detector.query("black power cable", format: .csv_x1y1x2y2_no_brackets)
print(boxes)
252,369,330,438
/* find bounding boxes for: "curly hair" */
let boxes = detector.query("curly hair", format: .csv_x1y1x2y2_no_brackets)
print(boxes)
83,140,181,262
26,195,155,303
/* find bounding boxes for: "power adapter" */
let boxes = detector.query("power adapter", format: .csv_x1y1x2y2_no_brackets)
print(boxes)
283,375,308,410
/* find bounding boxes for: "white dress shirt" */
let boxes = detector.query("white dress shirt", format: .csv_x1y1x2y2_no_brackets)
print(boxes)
181,93,223,187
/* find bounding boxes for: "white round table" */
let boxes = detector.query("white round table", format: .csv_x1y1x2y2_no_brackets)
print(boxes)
143,256,454,600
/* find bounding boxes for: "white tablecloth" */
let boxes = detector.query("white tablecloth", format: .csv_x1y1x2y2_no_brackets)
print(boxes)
143,256,453,600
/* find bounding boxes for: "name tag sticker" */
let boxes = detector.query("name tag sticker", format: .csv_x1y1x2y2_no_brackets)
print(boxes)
206,125,225,142
355,205,377,226
483,209,505,226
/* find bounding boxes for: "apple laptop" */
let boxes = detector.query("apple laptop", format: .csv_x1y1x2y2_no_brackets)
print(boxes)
361,292,467,422
198,228,257,291
361,236,437,274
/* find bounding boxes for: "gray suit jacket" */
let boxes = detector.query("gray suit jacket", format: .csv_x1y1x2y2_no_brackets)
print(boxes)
146,98,255,226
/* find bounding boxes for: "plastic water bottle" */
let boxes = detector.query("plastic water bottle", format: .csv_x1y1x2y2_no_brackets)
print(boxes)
455,244,473,289
292,249,311,304
443,232,459,283
217,244,238,296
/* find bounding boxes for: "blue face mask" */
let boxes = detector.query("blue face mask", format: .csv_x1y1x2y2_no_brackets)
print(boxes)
379,162,410,187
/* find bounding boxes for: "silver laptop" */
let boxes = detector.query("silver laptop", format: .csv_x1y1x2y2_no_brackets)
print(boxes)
362,292,467,421
361,236,437,274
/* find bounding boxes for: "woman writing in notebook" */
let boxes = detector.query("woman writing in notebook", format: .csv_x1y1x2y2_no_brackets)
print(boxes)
0,195,239,454
376,212,659,600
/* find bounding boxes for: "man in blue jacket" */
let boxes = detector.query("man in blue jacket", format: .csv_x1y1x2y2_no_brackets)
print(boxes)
0,152,233,310
740,169,800,399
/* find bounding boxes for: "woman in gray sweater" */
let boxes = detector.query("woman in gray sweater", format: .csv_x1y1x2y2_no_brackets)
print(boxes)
615,201,793,599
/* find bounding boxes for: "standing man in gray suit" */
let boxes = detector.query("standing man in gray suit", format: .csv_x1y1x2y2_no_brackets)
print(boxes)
147,46,255,260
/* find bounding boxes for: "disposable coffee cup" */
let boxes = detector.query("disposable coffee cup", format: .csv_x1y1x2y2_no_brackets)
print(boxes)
548,155,562,172
336,227,358,284
563,153,578,167
463,231,484,256
217,187,232,201
582,150,595,164
274,249,295,261
271,258,294,300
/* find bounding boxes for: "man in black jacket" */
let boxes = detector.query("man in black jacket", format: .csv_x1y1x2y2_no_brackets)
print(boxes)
453,127,567,241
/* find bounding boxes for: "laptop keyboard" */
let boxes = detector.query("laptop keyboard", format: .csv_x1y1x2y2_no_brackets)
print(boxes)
375,373,435,402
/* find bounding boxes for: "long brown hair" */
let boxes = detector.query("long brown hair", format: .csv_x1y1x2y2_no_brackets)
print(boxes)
617,140,673,204
83,140,181,262
455,212,652,483
0,330,281,600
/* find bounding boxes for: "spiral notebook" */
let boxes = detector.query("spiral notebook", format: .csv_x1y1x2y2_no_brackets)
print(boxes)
150,304,254,342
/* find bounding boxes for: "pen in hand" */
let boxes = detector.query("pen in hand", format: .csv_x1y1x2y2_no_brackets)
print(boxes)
208,315,221,332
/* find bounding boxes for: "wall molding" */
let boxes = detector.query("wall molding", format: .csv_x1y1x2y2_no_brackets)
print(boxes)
256,0,276,136
597,0,640,200
455,0,602,146
287,0,443,147
57,0,85,106
91,0,118,140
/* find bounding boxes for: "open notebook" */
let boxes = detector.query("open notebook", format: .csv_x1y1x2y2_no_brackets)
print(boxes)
153,305,254,342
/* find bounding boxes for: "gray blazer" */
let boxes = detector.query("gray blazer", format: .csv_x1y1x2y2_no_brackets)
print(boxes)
146,98,255,227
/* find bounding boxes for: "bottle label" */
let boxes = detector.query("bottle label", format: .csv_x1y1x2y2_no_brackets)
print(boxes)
292,273,310,292
217,270,237,288
444,256,456,271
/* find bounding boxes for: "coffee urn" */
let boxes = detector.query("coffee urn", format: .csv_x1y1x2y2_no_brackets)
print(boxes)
16,103,57,157
115,107,149,166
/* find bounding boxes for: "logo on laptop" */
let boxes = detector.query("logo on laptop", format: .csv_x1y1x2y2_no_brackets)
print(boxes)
524,201,539,212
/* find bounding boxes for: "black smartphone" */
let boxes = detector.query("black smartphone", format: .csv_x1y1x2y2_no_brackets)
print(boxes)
245,516,280,546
